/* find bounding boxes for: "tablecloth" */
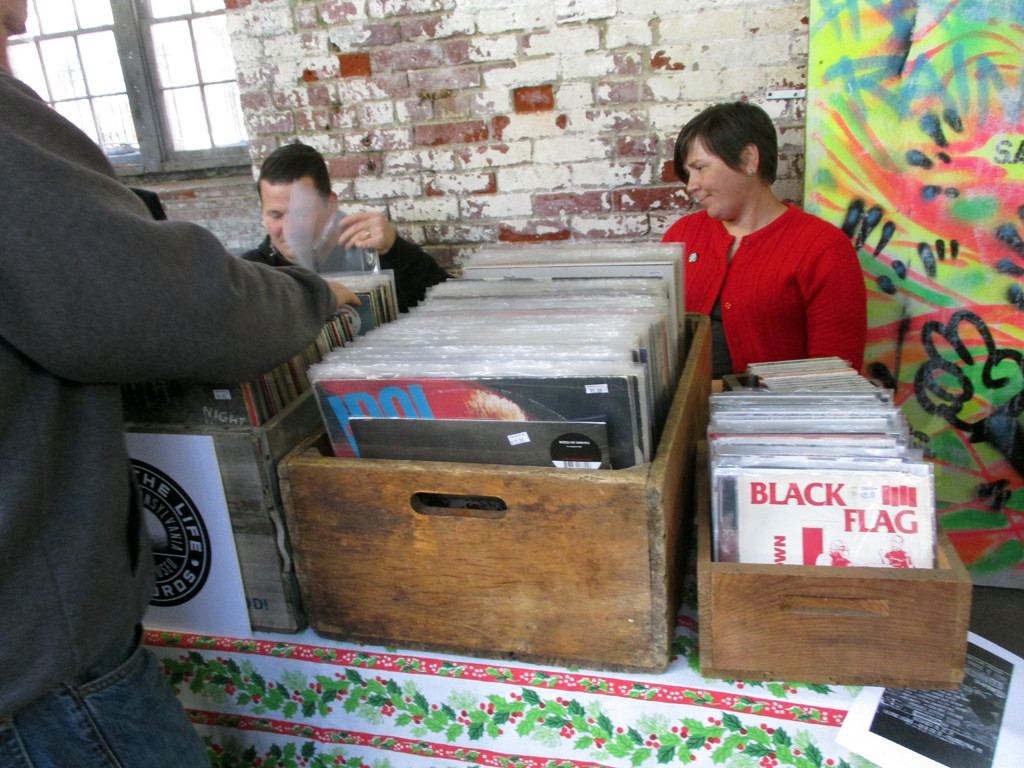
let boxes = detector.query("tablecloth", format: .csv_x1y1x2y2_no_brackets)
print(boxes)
146,579,868,768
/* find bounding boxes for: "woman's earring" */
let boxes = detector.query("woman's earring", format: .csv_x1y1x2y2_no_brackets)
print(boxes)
746,168,755,175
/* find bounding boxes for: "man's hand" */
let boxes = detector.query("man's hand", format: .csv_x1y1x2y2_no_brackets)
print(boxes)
336,211,397,254
326,281,361,313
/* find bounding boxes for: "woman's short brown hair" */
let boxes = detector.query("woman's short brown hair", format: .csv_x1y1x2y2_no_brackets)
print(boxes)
672,101,779,185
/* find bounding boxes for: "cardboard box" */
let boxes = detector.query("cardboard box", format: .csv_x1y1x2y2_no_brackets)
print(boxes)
128,391,322,633
277,314,711,672
696,443,972,688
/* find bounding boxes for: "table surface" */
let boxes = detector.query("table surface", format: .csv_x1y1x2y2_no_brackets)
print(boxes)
148,580,869,768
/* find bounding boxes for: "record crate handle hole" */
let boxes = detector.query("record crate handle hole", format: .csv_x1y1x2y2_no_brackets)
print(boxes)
410,492,508,519
780,595,891,618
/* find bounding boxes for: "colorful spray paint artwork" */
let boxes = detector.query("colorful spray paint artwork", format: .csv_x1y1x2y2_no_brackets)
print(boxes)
806,0,1024,586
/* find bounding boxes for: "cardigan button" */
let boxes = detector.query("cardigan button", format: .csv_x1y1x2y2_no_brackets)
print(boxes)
724,302,732,309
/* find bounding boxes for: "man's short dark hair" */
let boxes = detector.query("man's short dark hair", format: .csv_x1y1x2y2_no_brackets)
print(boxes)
673,101,779,185
257,142,332,198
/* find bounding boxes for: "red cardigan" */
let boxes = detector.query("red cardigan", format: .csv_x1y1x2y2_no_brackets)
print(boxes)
663,204,867,373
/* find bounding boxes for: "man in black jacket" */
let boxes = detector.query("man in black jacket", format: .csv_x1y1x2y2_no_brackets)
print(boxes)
243,142,448,312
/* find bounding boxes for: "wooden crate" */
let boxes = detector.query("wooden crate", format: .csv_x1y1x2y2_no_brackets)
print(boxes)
128,391,323,633
696,443,972,688
277,314,711,672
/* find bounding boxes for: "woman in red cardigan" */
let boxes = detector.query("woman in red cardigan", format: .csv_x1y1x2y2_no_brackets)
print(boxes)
662,102,867,379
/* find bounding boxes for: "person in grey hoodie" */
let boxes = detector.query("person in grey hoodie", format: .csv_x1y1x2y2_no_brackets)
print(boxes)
0,2,356,765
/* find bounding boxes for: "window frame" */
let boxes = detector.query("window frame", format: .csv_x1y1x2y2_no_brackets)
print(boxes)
17,0,249,176
114,0,249,175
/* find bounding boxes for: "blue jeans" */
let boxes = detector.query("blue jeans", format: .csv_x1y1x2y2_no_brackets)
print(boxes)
0,627,210,768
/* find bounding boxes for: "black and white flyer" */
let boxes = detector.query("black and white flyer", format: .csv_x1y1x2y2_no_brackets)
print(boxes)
837,633,1023,768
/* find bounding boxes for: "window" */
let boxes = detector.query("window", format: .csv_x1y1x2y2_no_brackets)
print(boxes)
8,0,247,174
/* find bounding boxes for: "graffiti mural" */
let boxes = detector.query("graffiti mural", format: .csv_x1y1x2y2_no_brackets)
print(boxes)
806,0,1024,586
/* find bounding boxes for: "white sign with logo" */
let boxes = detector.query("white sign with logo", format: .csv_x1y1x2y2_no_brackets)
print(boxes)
126,431,252,639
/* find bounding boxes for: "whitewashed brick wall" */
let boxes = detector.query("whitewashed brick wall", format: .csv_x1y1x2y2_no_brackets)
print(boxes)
180,0,810,269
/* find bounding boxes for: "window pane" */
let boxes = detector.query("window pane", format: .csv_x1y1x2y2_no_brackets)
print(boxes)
40,37,87,100
8,42,50,100
151,20,198,88
21,0,41,37
54,98,98,143
192,0,224,12
193,15,234,82
149,0,192,20
79,31,124,96
93,94,138,153
163,87,211,150
73,0,113,29
206,82,245,146
34,0,77,34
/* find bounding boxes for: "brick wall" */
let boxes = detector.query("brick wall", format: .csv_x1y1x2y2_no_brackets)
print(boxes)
147,174,264,256
171,0,810,270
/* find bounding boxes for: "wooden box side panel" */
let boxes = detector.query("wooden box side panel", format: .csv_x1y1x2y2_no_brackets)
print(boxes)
210,429,308,633
645,314,711,648
281,460,662,669
232,532,305,632
696,443,971,689
703,566,968,688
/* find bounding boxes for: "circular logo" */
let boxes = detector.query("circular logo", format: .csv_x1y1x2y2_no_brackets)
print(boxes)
549,432,604,469
337,303,362,336
132,459,212,607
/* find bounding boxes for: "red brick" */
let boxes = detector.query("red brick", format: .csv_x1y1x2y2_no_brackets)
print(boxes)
424,224,499,244
433,94,473,120
249,138,278,162
408,66,480,92
248,112,294,136
339,53,371,78
651,50,685,71
612,53,643,77
535,191,611,216
570,218,650,239
586,109,647,132
414,121,489,146
498,221,572,242
400,97,435,122
163,189,197,200
400,17,451,40
223,0,251,8
328,154,383,178
596,80,639,105
372,44,444,73
345,128,413,152
444,39,472,66
661,160,681,183
617,134,659,157
294,109,335,133
320,0,360,24
300,61,341,81
272,87,309,110
514,85,554,114
306,84,332,106
358,23,402,47
239,91,270,111
491,115,510,141
614,186,692,212
425,173,497,196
